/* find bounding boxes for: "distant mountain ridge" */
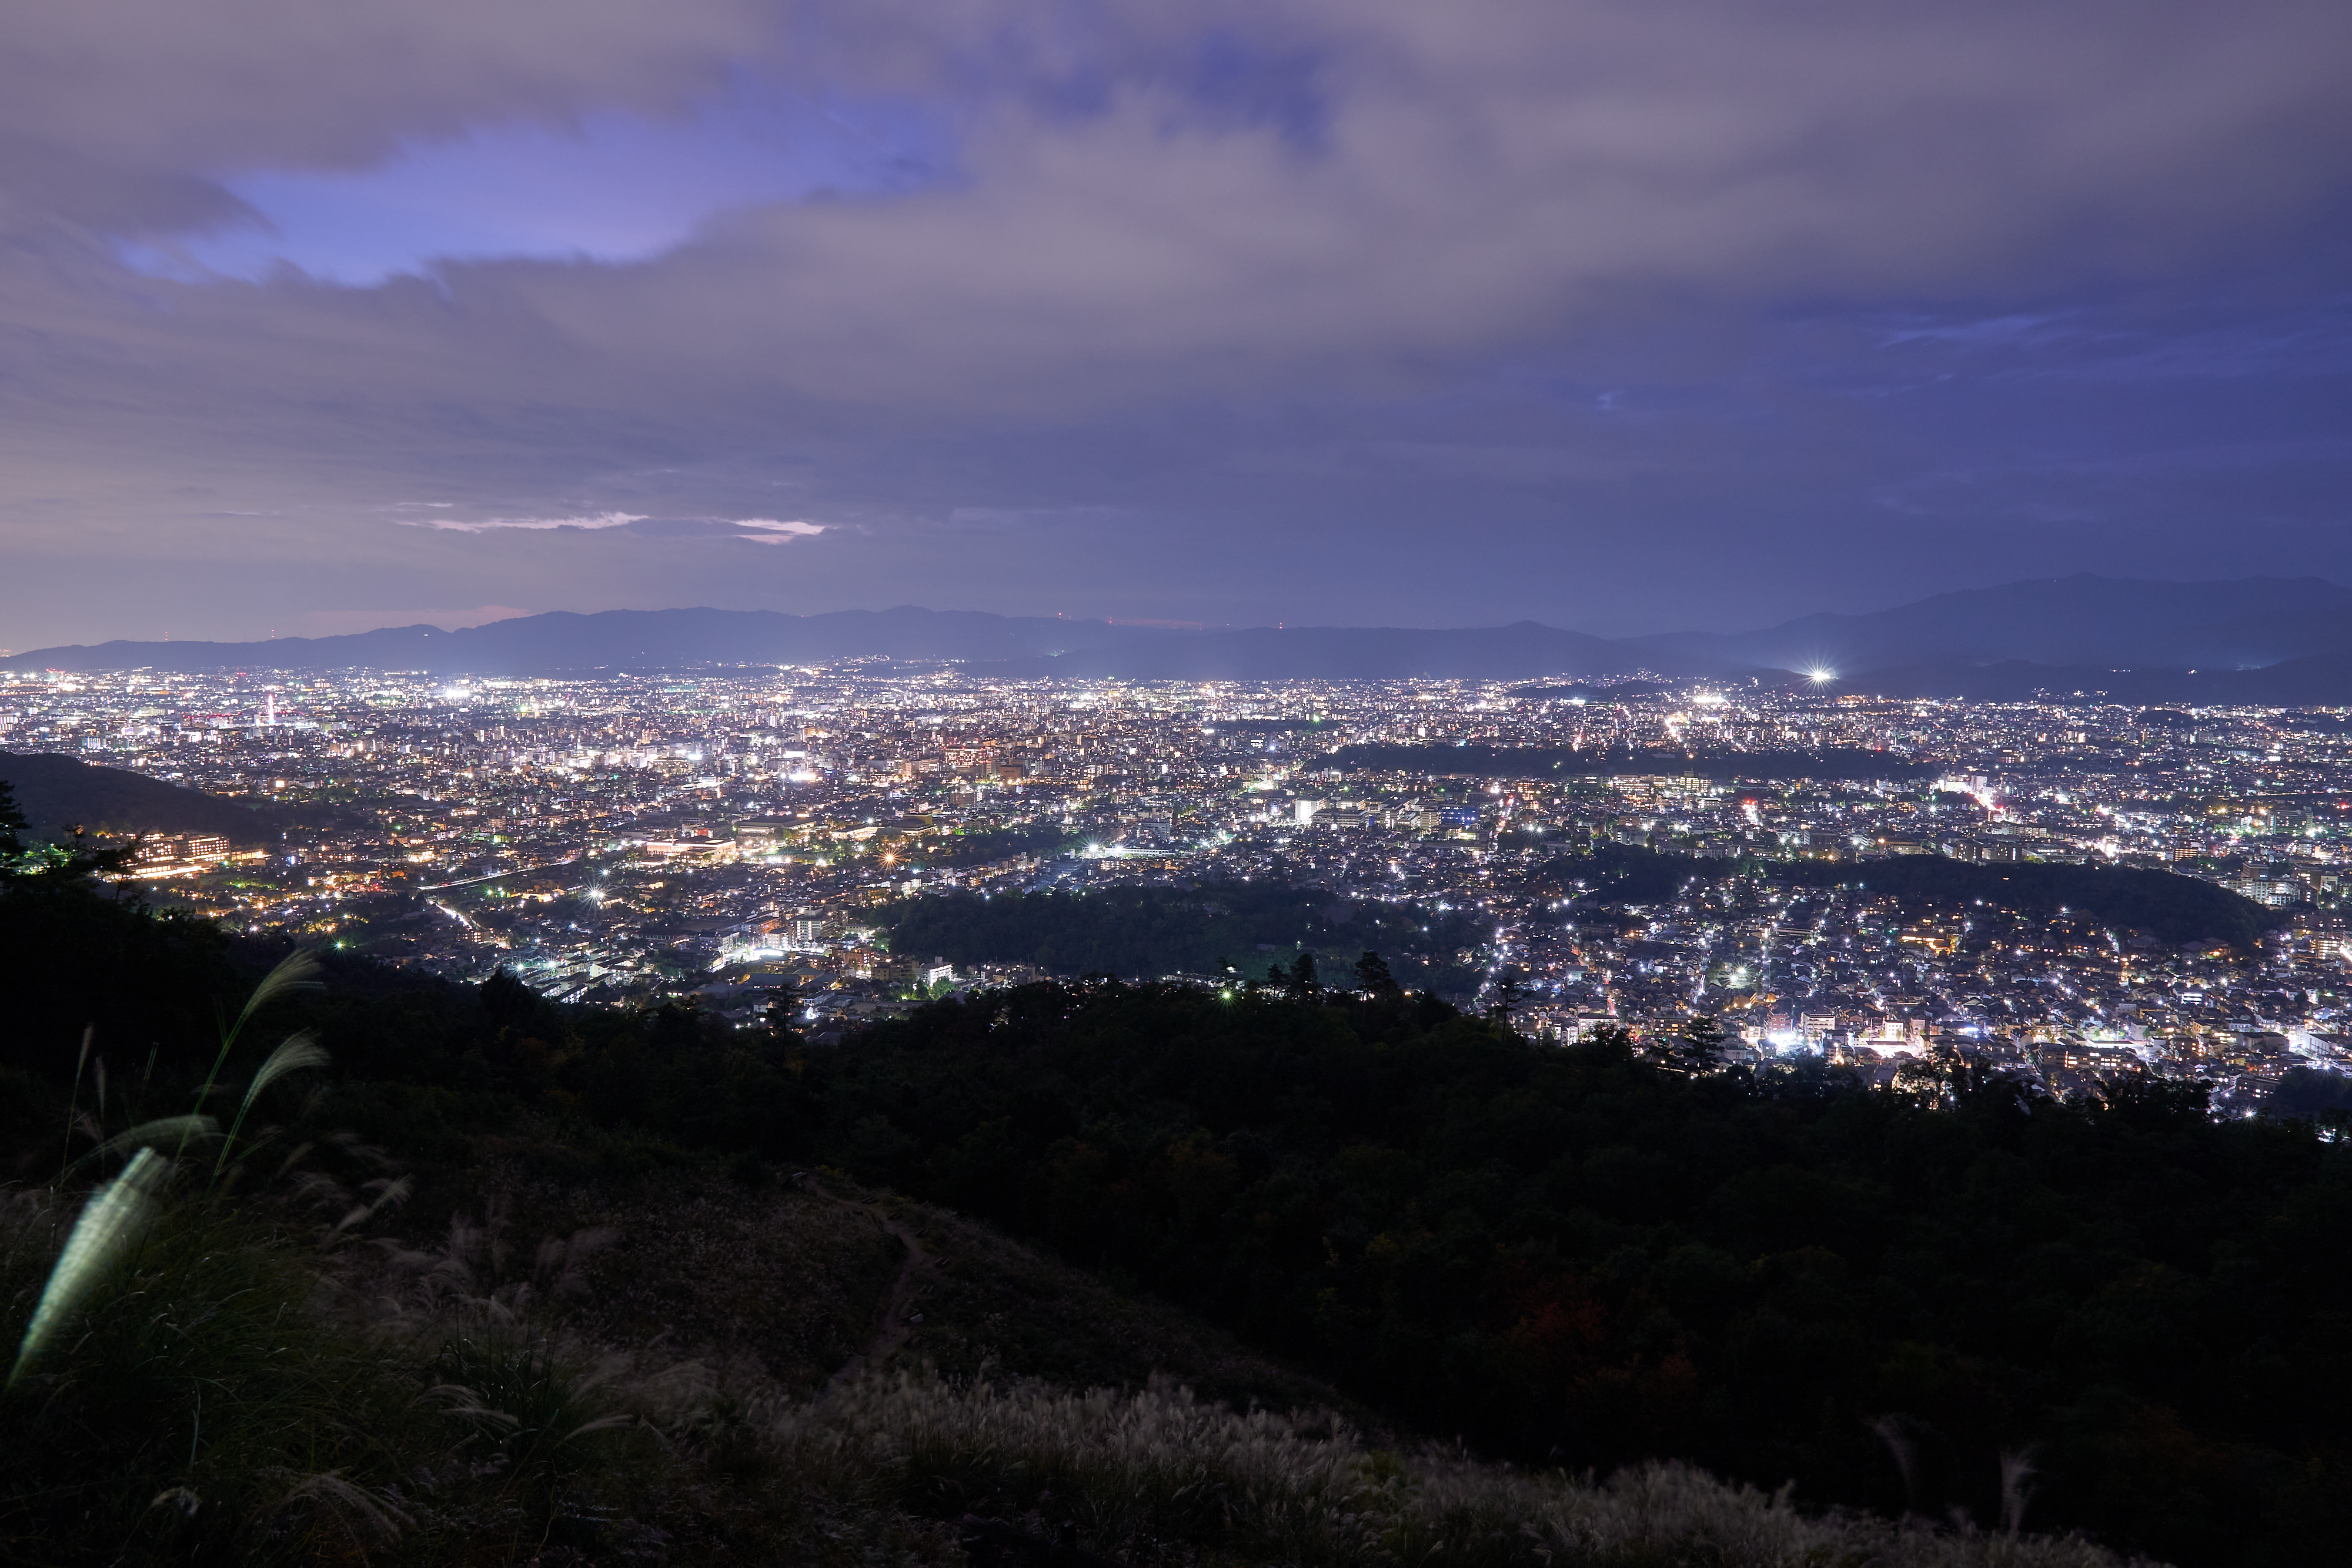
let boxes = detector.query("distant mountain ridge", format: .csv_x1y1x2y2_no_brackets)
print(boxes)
12,575,2352,700
1624,574,2352,673
6,607,1154,677
974,621,1661,682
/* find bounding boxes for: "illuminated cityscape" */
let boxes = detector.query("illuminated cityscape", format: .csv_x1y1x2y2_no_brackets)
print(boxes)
7,660,2346,1106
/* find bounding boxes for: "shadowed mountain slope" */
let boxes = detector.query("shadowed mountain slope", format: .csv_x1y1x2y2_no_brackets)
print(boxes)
1,749,275,844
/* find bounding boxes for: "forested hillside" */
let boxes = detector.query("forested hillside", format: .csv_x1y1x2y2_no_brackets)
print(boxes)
811,982,2352,1567
0,747,278,843
882,883,1489,992
1551,844,2283,950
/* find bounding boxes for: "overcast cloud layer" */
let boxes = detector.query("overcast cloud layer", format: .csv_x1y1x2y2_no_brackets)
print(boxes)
3,0,2348,648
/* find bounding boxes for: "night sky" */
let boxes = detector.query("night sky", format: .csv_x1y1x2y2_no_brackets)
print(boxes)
3,1,2348,648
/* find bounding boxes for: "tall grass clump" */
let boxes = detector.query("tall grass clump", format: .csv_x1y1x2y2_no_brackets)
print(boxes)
0,951,663,1564
797,1373,2160,1568
0,1194,673,1563
0,1191,417,1562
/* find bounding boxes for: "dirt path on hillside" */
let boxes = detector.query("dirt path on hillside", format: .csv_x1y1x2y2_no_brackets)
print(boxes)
806,1175,934,1403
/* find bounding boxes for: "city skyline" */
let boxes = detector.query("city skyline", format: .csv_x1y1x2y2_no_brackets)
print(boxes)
6,657,2341,1104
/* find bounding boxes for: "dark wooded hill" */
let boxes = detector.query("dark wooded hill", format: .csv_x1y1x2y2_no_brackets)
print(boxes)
0,749,275,844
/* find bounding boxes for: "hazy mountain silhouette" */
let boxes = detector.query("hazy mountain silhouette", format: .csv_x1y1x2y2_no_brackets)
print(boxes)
14,575,2352,697
1811,651,2352,706
978,621,1662,681
1629,573,2352,673
8,607,1148,676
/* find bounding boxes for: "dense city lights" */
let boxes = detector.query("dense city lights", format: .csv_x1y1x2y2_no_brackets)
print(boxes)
5,661,2346,1108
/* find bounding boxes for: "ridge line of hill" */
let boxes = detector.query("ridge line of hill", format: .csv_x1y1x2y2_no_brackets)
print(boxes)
14,574,2352,698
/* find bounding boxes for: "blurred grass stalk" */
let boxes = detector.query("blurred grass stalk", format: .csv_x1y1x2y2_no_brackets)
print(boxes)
8,1146,170,1388
14,950,331,1391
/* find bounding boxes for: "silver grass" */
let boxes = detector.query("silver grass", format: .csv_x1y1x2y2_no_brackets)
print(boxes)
9,1146,172,1387
530,1226,617,1299
291,1169,351,1211
796,1375,2150,1568
61,1025,91,1168
241,1029,328,1111
2002,1447,2041,1538
417,1383,522,1432
332,1175,412,1237
215,1030,328,1181
559,1411,645,1442
181,950,325,1165
68,1115,216,1175
232,949,323,1039
265,1467,412,1550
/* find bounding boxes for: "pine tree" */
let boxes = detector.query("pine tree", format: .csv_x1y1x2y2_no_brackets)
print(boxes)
1484,969,1526,1029
1671,1013,1730,1073
1288,951,1320,998
764,980,804,1045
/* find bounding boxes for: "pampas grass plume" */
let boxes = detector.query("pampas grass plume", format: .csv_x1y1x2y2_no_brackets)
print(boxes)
9,1146,171,1387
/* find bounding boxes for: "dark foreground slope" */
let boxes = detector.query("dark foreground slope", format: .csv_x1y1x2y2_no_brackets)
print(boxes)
0,880,2155,1568
814,982,2352,1568
4,859,2337,1564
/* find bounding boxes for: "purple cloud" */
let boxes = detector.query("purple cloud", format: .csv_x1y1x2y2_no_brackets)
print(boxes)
0,2,2347,644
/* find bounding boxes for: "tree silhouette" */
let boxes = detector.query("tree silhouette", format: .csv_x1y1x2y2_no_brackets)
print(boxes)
1354,949,1401,997
764,980,804,1046
479,965,540,1032
1288,951,1320,998
1484,968,1526,1028
0,777,25,872
1669,1013,1729,1072
0,774,136,885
